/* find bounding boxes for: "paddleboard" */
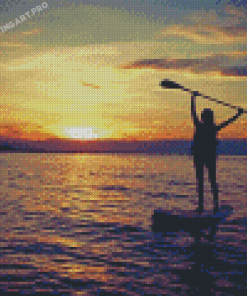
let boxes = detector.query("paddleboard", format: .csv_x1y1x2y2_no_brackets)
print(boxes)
152,206,232,237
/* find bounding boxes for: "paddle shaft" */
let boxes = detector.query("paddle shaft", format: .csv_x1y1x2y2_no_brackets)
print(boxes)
180,86,247,114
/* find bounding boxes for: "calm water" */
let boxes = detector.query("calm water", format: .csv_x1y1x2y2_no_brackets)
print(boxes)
0,153,247,295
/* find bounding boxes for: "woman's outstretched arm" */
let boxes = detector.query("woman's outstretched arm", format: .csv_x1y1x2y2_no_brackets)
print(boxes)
216,108,244,131
191,91,200,126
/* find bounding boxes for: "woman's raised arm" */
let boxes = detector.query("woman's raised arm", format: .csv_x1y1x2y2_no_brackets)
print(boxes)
216,108,244,131
191,92,200,126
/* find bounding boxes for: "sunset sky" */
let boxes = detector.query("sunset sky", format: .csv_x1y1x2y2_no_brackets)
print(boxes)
0,0,246,144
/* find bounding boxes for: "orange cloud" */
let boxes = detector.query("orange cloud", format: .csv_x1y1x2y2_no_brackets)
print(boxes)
79,80,101,89
21,29,43,36
221,67,247,77
119,53,247,77
0,123,52,141
222,51,247,57
155,24,247,44
0,41,28,48
0,28,43,45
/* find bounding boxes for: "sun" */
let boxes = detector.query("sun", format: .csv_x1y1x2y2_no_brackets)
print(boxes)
64,127,108,140
65,127,98,139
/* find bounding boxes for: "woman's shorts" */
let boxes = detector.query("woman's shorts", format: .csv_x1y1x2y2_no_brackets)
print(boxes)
193,152,216,166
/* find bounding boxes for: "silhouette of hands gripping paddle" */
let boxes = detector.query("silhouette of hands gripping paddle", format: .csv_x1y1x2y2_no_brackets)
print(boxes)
238,108,244,115
191,91,201,97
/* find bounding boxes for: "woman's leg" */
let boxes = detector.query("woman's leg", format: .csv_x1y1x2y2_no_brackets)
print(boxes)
194,157,204,213
207,155,219,214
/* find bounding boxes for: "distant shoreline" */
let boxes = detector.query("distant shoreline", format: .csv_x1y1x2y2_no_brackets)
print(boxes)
0,140,246,155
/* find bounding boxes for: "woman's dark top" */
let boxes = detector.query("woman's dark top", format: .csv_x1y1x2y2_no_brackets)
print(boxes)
192,121,218,158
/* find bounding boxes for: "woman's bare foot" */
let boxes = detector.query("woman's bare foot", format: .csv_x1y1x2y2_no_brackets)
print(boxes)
213,207,219,215
196,207,203,215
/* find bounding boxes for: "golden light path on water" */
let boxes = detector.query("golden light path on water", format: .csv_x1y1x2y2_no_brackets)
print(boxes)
0,153,247,294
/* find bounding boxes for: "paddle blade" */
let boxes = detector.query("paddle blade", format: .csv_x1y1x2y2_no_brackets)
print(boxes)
160,79,183,89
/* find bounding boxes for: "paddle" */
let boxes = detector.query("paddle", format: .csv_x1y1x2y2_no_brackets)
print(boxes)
160,79,247,113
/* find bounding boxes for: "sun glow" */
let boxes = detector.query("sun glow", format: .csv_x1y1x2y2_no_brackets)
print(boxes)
64,127,108,139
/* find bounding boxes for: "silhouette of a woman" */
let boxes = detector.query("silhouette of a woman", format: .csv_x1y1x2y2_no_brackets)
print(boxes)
191,91,243,214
